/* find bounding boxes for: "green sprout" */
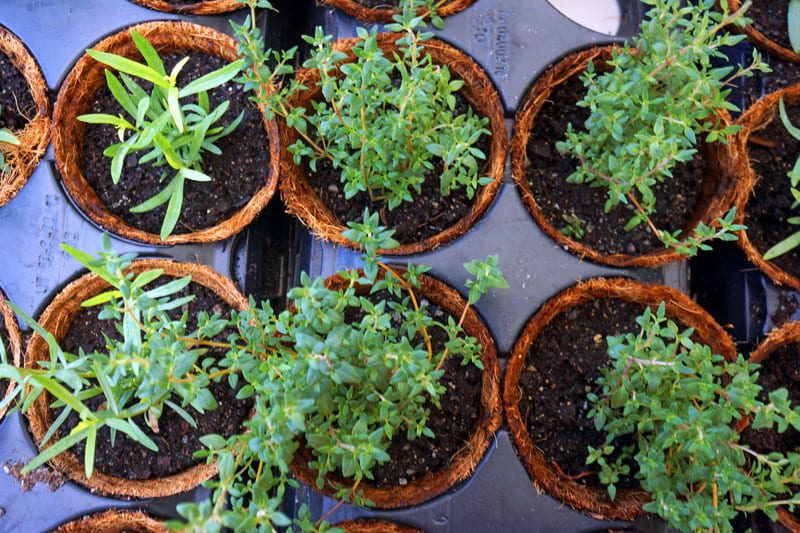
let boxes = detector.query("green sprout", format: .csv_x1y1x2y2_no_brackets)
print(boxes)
78,30,244,240
560,213,586,240
0,105,21,174
789,0,800,53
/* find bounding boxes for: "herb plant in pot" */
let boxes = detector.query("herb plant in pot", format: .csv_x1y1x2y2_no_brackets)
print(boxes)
9,241,251,498
0,25,51,207
318,0,476,24
55,510,165,533
130,0,244,15
234,0,506,255
0,289,22,421
511,0,761,267
503,277,737,520
734,85,800,291
53,21,280,245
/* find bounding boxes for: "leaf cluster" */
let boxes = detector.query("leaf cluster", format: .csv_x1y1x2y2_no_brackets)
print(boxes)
588,303,800,531
556,0,767,256
78,30,244,239
233,0,491,214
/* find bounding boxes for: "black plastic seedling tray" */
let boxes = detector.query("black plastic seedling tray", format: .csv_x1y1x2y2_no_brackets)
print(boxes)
0,0,788,532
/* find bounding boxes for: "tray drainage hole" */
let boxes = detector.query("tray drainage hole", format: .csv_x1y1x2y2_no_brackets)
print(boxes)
434,515,448,525
548,0,622,36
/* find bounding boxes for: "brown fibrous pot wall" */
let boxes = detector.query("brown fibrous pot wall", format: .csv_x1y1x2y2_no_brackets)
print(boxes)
732,84,800,291
280,33,506,256
335,519,423,533
728,0,800,64
504,277,737,521
25,259,247,499
510,46,739,268
290,267,502,508
130,0,243,14
0,289,23,420
318,0,476,23
53,21,280,245
55,509,166,533
0,25,51,207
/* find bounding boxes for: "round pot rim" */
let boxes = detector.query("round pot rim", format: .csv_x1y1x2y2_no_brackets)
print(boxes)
289,267,502,509
55,509,166,532
510,45,738,268
0,289,23,421
335,519,422,533
748,321,800,532
130,0,243,14
319,0,476,23
53,20,281,246
733,84,800,291
279,32,507,256
25,258,247,499
503,276,737,521
0,24,51,207
728,0,800,63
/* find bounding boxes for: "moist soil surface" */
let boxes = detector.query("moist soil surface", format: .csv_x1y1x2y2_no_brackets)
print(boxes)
0,51,35,132
517,297,645,490
341,293,483,487
58,282,251,480
0,310,11,408
307,87,491,245
353,0,455,7
82,52,269,236
748,2,791,50
741,341,800,519
745,100,800,279
524,73,706,256
742,54,799,110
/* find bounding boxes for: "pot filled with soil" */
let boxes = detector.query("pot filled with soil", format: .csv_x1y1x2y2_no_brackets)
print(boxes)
0,25,51,207
511,45,739,268
53,21,280,245
25,258,250,498
729,0,800,63
733,84,800,291
55,510,165,533
335,519,421,532
129,0,243,14
741,321,800,532
290,267,501,508
0,288,22,421
318,0,476,23
280,32,506,256
503,277,737,520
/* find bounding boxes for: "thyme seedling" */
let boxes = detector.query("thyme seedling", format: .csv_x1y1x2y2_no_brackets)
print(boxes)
78,30,245,240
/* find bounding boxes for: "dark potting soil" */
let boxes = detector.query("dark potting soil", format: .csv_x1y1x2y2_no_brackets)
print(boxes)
0,51,36,132
57,282,251,480
306,86,491,245
353,0,456,8
524,73,706,256
770,291,800,331
0,310,11,406
517,297,645,490
745,100,800,279
82,52,269,236
741,54,799,110
341,293,483,487
748,2,791,51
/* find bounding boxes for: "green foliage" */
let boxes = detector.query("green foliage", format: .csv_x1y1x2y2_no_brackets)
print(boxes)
588,303,800,532
560,213,585,240
77,30,244,240
789,0,800,53
556,0,767,257
763,98,800,261
232,0,491,215
0,105,21,174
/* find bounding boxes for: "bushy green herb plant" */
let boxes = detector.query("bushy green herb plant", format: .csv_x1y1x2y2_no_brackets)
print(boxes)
78,30,245,240
762,98,800,261
0,211,506,531
588,303,800,532
232,0,491,219
556,0,766,257
0,105,21,174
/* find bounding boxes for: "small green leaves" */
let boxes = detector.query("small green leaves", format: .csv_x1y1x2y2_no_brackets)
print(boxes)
0,121,20,173
790,0,800,53
463,255,508,305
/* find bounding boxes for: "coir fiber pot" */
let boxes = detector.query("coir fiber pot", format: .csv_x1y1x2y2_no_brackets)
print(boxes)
748,321,800,532
129,0,243,14
0,25,51,207
335,519,422,532
280,33,506,256
25,259,247,499
504,277,737,520
510,46,739,268
290,267,501,508
733,84,800,291
728,0,800,64
53,21,280,246
318,0,476,24
0,288,23,421
55,510,166,533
